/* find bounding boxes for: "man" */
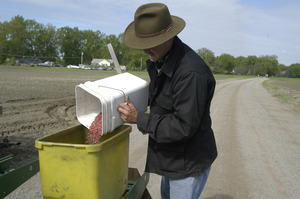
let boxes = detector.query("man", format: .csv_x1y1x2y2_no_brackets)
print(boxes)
118,3,217,199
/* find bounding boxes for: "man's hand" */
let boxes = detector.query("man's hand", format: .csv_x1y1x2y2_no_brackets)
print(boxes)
118,96,138,124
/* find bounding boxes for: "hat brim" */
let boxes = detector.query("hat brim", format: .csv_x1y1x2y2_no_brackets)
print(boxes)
123,16,185,50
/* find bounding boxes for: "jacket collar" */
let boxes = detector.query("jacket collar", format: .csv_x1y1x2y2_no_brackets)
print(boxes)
147,36,183,79
160,36,183,78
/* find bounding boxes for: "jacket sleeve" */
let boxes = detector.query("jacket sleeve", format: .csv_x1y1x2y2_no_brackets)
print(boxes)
137,72,209,143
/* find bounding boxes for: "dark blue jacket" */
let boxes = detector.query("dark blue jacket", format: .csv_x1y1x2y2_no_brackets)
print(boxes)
137,36,217,179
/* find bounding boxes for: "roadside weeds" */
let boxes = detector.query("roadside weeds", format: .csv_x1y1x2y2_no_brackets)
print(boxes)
263,79,300,110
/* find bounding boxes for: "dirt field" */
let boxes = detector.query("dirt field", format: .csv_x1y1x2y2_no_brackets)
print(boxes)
1,66,299,199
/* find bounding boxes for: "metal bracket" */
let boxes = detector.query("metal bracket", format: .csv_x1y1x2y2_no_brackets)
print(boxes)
123,168,151,199
0,156,39,198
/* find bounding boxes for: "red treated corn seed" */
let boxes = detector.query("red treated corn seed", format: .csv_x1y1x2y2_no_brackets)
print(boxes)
86,113,103,144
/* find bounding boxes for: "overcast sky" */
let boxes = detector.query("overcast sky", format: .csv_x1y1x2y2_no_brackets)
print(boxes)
1,0,299,66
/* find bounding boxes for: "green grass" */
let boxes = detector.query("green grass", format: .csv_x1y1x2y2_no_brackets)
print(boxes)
263,79,300,109
213,74,256,79
126,70,148,75
268,77,300,82
0,65,119,73
263,80,279,92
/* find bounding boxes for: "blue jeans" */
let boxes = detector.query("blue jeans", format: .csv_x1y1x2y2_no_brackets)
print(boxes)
161,166,211,199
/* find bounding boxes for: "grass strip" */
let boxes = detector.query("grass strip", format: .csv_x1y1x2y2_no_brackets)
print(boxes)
263,79,300,110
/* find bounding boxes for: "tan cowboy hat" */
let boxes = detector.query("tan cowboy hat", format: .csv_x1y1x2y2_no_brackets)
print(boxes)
123,3,186,50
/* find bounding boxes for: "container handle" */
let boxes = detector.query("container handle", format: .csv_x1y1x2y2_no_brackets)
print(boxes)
98,85,126,103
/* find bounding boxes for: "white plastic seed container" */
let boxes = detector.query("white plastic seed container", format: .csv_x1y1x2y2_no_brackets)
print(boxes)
75,73,149,135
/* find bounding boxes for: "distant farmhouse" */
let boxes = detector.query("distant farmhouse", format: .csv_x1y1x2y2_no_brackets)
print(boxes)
91,59,113,67
91,58,127,71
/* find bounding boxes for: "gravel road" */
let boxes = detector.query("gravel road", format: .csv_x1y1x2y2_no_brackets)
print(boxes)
4,76,300,199
202,78,300,199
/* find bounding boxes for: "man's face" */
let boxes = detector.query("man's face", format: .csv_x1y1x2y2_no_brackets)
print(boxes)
143,38,174,62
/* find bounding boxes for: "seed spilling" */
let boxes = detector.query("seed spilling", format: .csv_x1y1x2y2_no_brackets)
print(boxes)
86,113,102,144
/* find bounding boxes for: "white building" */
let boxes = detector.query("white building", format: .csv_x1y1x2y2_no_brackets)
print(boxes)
91,59,114,67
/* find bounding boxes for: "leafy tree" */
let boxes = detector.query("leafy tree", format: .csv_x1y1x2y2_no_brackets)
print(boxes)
252,65,265,76
215,53,235,74
6,15,27,57
287,63,300,78
24,19,39,57
246,55,258,75
278,64,286,69
57,27,82,65
234,56,250,75
118,33,130,66
33,23,58,61
196,48,215,70
117,33,148,70
256,55,279,76
247,55,257,66
276,64,287,77
103,34,123,62
0,21,8,63
235,56,247,68
81,30,106,64
42,24,58,60
118,41,146,70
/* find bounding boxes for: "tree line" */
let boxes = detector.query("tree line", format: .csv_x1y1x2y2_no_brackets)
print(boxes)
197,49,299,78
0,15,299,77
